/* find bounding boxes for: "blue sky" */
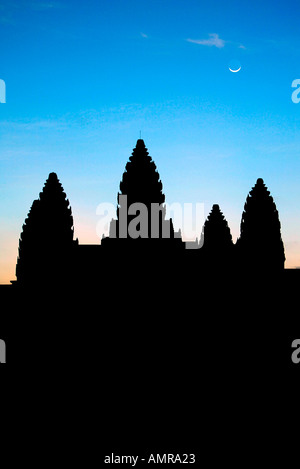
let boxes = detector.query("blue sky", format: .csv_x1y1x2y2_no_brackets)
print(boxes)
1,0,300,282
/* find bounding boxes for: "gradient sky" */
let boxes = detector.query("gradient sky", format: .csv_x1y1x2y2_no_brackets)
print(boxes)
1,0,300,283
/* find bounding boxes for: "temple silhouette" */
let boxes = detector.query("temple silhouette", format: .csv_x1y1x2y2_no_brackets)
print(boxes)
3,137,294,362
5,139,295,363
1,138,298,458
13,138,286,289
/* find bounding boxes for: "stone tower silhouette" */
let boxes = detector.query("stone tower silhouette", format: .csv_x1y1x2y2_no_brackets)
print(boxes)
110,139,175,240
237,178,285,271
16,172,74,285
200,204,233,269
201,204,233,249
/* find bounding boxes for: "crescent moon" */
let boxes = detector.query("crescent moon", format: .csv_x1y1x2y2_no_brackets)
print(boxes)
229,66,241,73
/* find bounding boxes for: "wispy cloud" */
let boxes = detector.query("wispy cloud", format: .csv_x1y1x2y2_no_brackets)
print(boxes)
186,33,225,48
140,32,148,38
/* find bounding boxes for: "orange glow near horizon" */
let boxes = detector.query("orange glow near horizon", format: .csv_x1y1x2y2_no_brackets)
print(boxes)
1,224,300,285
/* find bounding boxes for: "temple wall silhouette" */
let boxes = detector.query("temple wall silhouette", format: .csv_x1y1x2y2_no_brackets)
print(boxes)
0,140,298,386
12,138,286,289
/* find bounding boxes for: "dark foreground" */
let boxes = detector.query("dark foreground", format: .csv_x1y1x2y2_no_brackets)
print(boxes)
0,268,299,464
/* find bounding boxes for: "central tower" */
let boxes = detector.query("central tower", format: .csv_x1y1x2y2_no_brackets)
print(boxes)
110,139,176,240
